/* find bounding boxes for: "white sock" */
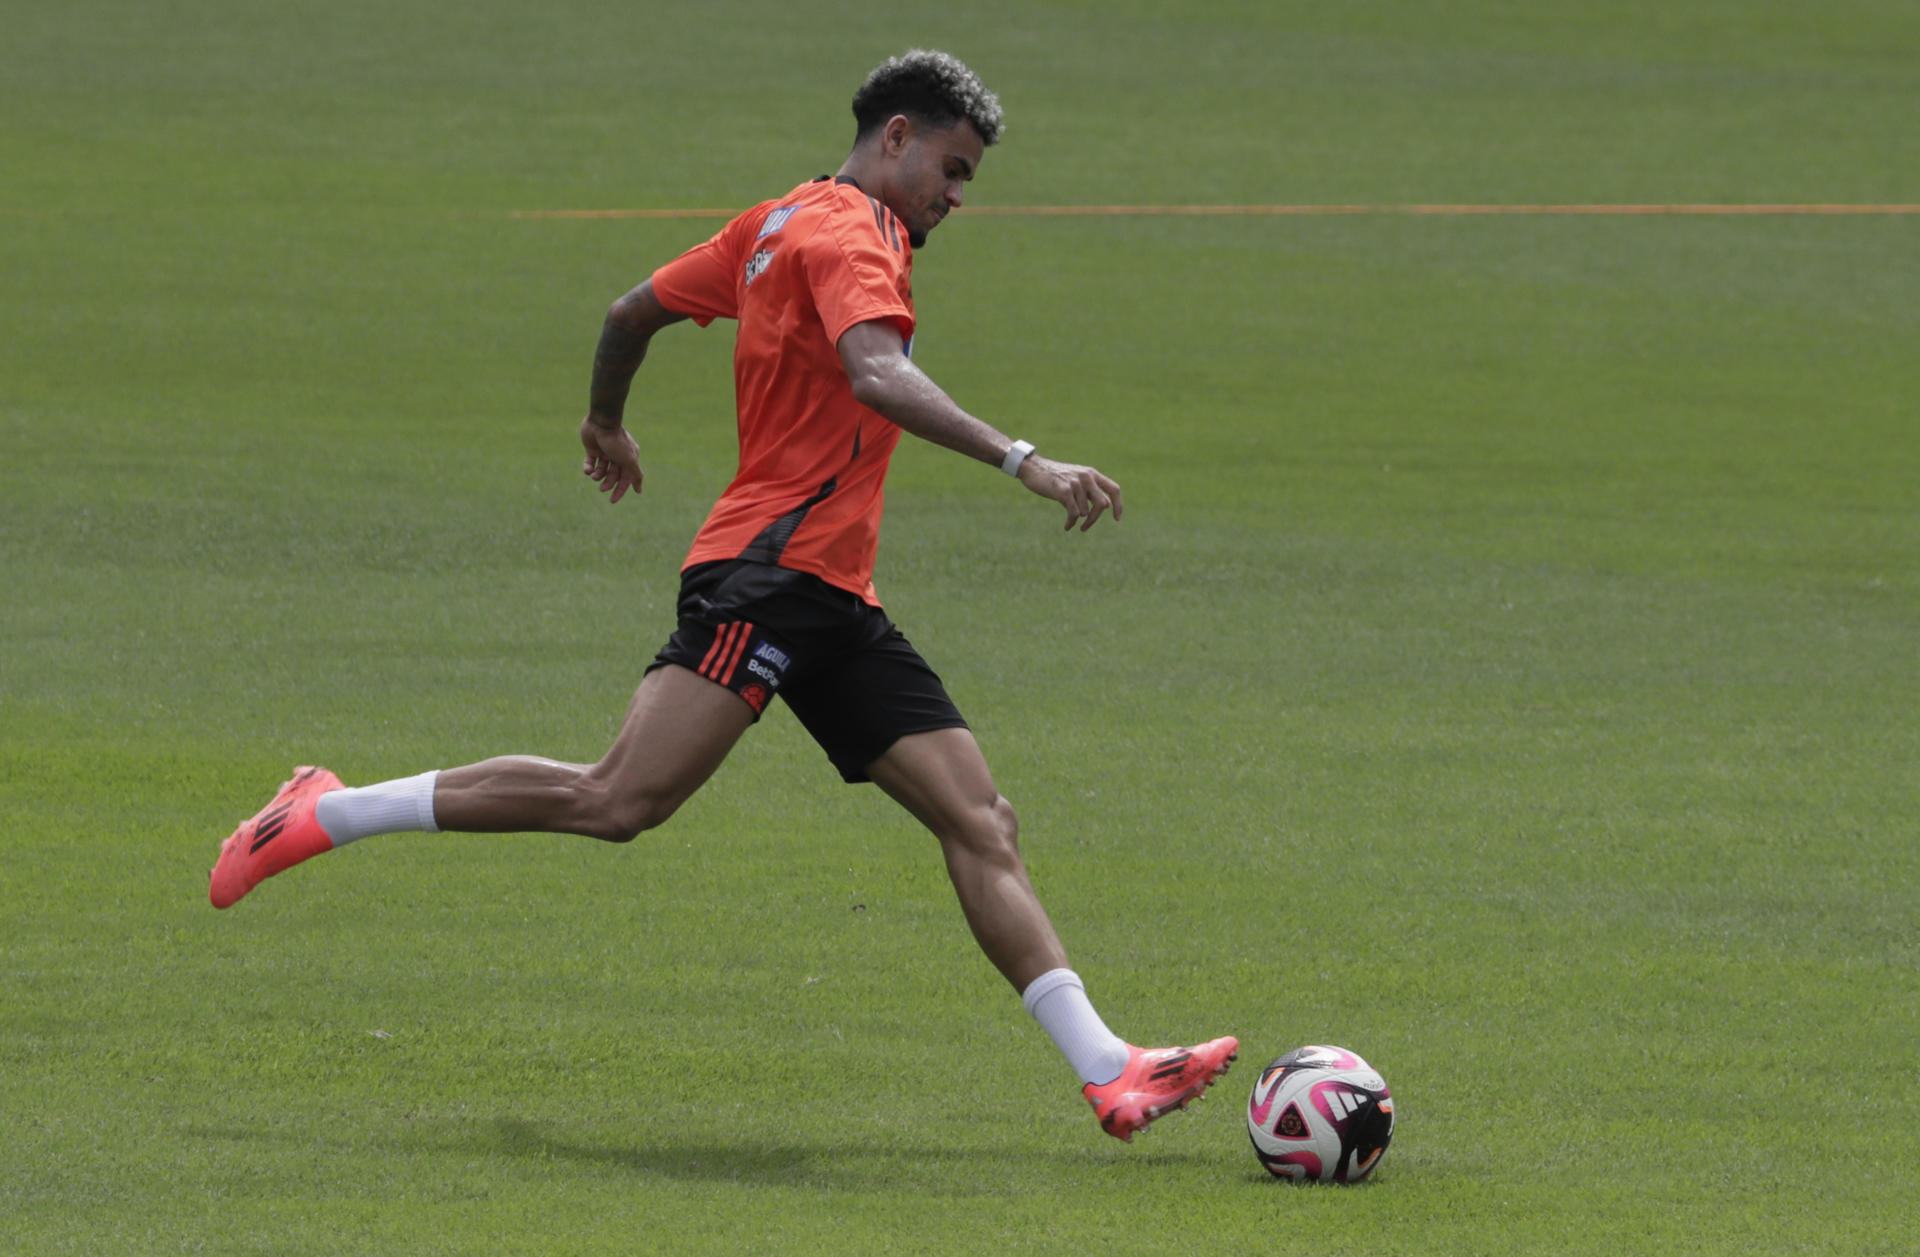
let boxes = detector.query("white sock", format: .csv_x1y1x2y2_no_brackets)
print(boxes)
313,770,441,847
1021,968,1131,1087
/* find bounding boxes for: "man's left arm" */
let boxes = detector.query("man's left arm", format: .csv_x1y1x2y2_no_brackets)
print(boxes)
837,319,1123,532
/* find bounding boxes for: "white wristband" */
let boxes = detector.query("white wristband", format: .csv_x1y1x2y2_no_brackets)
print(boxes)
1001,439,1035,477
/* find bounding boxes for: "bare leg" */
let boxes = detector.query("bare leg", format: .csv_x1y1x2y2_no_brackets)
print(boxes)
432,665,755,841
866,727,1070,991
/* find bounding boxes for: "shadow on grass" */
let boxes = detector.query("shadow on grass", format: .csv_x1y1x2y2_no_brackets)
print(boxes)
186,1116,1223,1195
492,1117,842,1186
487,1117,1221,1193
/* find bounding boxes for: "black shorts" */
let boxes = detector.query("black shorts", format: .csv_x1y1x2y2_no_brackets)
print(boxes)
648,560,969,783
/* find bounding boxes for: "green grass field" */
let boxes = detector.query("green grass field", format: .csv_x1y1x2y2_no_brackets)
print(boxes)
4,2,1916,1253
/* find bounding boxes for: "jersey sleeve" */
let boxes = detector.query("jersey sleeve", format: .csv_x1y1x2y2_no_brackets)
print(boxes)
650,216,751,327
801,207,915,347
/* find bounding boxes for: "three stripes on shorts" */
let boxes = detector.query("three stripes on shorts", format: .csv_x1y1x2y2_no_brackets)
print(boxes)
698,621,757,687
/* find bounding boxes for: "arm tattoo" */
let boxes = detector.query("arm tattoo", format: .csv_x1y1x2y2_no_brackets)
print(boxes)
588,315,652,429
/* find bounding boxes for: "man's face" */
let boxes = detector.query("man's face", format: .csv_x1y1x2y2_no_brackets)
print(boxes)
882,117,984,248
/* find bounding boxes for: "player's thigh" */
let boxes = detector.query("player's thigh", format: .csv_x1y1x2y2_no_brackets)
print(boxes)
588,664,756,813
866,726,1008,842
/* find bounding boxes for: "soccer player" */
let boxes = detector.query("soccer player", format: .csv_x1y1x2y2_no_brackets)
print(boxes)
210,50,1235,1141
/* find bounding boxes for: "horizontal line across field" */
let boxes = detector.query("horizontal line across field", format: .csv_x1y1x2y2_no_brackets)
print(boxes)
513,203,1920,220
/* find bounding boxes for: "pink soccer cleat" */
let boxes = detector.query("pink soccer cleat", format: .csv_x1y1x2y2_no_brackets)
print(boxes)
1084,1036,1240,1142
209,766,342,908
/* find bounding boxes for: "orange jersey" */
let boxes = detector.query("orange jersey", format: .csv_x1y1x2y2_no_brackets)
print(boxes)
650,176,916,605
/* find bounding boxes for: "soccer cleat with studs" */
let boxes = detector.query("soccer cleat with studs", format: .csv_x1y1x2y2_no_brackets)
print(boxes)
1084,1036,1240,1142
209,766,343,909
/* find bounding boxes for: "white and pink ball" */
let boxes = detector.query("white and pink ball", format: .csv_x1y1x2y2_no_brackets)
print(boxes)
1246,1044,1395,1183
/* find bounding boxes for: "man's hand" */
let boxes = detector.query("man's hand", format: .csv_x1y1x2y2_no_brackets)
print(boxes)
580,416,643,504
1017,454,1124,531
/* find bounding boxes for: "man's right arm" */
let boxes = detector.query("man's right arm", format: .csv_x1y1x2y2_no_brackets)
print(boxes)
581,279,689,504
588,279,688,431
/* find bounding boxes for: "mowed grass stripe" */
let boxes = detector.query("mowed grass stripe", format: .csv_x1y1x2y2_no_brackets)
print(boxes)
512,203,1920,220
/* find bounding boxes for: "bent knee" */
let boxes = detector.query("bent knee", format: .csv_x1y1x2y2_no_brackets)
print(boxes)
584,785,683,843
990,795,1019,848
945,794,1021,859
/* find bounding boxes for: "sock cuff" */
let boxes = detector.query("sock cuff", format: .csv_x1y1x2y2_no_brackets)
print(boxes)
415,769,441,833
1020,967,1083,1016
314,769,441,846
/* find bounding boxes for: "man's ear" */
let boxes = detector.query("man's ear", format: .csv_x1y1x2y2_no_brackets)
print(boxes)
882,114,913,156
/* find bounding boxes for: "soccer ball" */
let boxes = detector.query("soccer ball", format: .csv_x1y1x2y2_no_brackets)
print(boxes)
1246,1044,1395,1183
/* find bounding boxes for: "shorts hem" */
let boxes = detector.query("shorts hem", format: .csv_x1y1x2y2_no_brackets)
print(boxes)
833,716,972,784
642,658,768,722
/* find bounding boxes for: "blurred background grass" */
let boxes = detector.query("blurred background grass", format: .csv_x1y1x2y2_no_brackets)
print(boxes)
3,2,1916,1254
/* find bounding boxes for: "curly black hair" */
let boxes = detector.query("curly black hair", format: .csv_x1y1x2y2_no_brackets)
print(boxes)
851,50,1003,146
